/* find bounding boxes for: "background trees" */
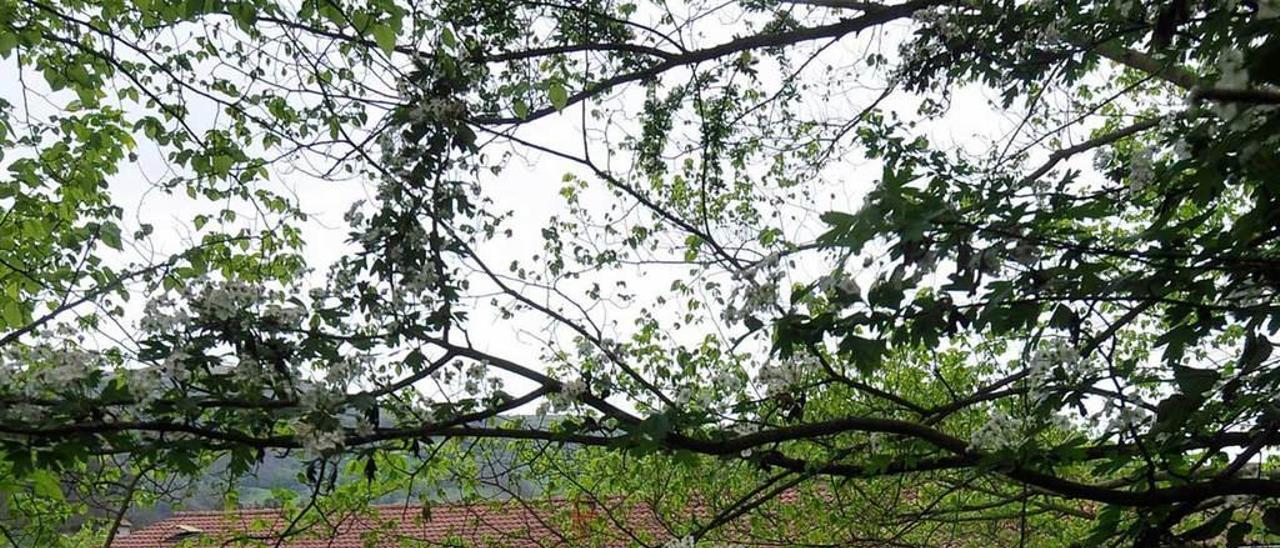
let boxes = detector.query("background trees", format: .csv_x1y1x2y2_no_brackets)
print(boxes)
1,0,1279,545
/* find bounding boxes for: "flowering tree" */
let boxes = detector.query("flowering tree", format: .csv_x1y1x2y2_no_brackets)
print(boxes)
2,0,1280,545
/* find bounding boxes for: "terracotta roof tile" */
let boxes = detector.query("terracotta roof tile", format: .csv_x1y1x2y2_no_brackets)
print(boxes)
111,499,672,547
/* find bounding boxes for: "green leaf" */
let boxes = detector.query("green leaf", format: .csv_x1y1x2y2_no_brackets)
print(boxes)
31,470,63,501
1173,365,1219,398
1181,507,1232,541
513,98,529,119
1263,507,1280,534
547,82,568,111
1226,522,1252,547
0,31,16,58
100,223,123,250
839,335,887,375
1153,394,1197,434
0,299,23,327
371,24,396,55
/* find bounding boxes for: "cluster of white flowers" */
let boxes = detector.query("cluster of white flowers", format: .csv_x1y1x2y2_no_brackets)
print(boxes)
724,254,784,325
409,97,467,122
4,402,49,423
664,536,696,548
29,346,100,389
1127,146,1154,194
298,382,344,415
126,367,166,406
0,340,108,398
0,352,12,386
665,363,747,409
233,355,265,385
193,281,264,321
292,419,344,457
1028,339,1080,375
1026,338,1091,404
462,360,495,395
535,374,600,416
912,9,962,41
402,266,438,295
969,410,1029,451
1172,138,1191,161
1110,0,1143,16
816,273,861,298
160,350,193,383
757,354,817,395
263,303,307,328
728,421,760,437
325,354,374,388
711,367,745,396
673,383,724,410
1217,48,1249,89
1103,404,1150,434
560,377,588,401
430,359,503,396
140,297,190,332
1093,148,1113,171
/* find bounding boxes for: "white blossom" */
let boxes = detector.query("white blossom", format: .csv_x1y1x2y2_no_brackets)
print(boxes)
1217,47,1249,89
664,536,696,548
263,303,307,327
292,419,344,457
161,350,192,383
1093,148,1113,171
1128,146,1154,194
574,337,596,357
234,356,265,384
817,273,861,299
969,410,1028,451
352,418,376,437
402,267,438,294
710,368,744,394
1173,139,1190,161
560,377,588,401
757,354,817,395
4,403,48,423
1026,338,1089,404
1106,406,1150,433
140,297,190,332
299,382,343,415
409,97,467,122
193,281,263,321
127,367,165,405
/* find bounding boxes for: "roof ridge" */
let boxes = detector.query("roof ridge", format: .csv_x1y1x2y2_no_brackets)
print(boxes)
171,497,628,515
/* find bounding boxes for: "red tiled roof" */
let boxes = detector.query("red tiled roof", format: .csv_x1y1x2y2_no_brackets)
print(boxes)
111,499,672,547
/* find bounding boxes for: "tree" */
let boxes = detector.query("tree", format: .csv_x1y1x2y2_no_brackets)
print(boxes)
2,0,1279,544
